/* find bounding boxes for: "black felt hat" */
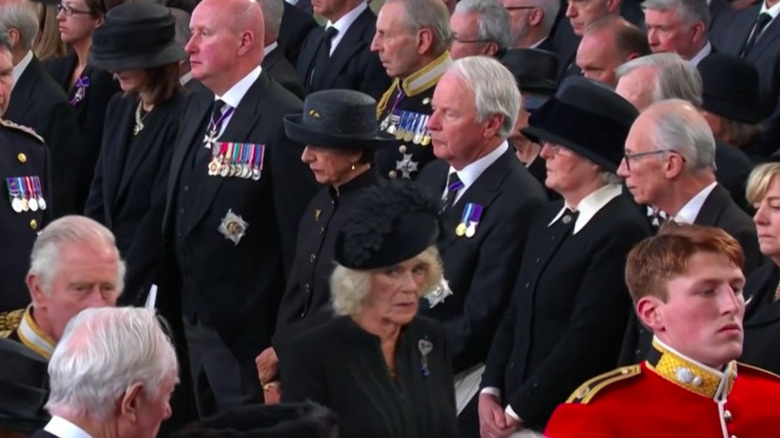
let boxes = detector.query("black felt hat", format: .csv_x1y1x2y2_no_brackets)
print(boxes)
502,48,559,110
698,54,763,125
91,2,186,72
0,338,50,433
334,181,439,270
172,403,338,438
284,89,396,150
521,76,638,173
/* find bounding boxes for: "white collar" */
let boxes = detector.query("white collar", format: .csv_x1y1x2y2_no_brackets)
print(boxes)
18,305,55,359
688,41,712,66
548,183,623,234
215,65,263,109
285,0,300,4
760,0,780,21
673,181,717,224
446,141,508,198
179,70,193,86
264,41,279,56
44,416,94,438
12,50,33,92
327,2,368,53
529,35,548,49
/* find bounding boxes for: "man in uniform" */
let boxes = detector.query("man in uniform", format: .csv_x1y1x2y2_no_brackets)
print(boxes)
0,23,51,315
545,224,780,437
371,0,453,180
0,216,122,360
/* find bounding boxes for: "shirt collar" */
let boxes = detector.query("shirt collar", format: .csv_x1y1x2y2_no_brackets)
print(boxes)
688,41,712,66
18,305,56,359
264,41,279,56
448,141,509,190
327,2,367,35
760,0,780,20
398,51,453,97
673,181,717,224
647,337,737,401
179,71,193,86
529,35,548,49
12,50,33,92
215,65,263,109
547,183,623,234
44,417,94,438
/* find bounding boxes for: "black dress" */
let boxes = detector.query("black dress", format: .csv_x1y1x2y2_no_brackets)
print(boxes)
43,53,121,211
742,262,780,375
278,315,458,438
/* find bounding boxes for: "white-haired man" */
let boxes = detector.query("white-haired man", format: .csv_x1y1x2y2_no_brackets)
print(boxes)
416,56,547,438
371,0,454,180
258,0,304,98
450,0,512,59
500,0,559,51
32,307,178,438
643,0,713,65
0,215,123,360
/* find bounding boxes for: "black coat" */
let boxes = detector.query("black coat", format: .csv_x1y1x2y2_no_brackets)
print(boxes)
741,262,780,375
161,72,317,354
31,431,57,438
275,169,379,337
416,150,548,372
262,47,304,99
296,7,390,99
6,56,82,217
43,54,121,211
708,0,736,45
715,139,755,213
619,184,760,365
481,192,650,430
0,121,51,312
278,315,458,438
84,92,186,306
279,1,317,68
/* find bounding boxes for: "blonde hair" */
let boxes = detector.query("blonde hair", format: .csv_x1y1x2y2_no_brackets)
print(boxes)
330,246,444,316
746,162,780,205
33,3,67,61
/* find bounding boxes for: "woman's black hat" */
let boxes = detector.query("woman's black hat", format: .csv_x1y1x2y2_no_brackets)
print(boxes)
698,53,763,125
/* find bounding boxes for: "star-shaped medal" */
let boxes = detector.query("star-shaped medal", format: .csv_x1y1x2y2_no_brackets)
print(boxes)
396,153,418,178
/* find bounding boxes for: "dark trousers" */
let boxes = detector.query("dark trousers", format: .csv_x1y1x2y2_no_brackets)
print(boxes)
458,395,480,438
183,317,263,418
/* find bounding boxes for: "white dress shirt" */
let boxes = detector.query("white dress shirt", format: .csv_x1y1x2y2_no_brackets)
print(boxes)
11,50,33,92
443,141,509,204
43,416,94,438
673,181,718,224
688,41,712,66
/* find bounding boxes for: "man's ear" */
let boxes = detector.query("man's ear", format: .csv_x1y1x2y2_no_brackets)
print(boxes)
636,295,665,332
27,275,46,309
119,382,144,423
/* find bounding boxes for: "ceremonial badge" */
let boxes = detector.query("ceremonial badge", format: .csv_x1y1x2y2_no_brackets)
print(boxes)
218,209,248,245
418,338,433,377
395,153,419,179
457,203,484,238
70,76,89,106
424,277,453,308
209,142,265,180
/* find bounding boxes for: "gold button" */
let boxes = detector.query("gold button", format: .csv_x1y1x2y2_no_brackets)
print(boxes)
17,152,26,163
29,219,37,230
399,145,407,153
389,170,398,178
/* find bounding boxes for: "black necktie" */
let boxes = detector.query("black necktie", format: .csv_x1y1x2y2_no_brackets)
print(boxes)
741,12,772,57
441,172,464,212
308,26,339,90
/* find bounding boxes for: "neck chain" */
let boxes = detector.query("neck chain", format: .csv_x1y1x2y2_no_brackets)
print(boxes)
134,100,150,136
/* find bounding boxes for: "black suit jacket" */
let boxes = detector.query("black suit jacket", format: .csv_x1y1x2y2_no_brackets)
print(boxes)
85,92,186,306
619,184,760,365
481,193,650,430
415,150,548,372
715,139,755,213
278,316,458,438
741,262,780,375
31,431,57,438
6,56,82,216
279,1,317,69
709,0,736,44
43,54,121,212
263,47,305,99
296,7,390,99
161,72,317,350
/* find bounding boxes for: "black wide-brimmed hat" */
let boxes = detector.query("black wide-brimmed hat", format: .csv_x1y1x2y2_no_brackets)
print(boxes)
698,54,763,125
502,48,558,110
91,2,186,72
0,339,50,433
522,76,638,173
284,89,396,150
334,181,439,270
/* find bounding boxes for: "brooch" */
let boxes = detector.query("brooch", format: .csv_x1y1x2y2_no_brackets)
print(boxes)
423,278,453,308
419,338,433,377
70,76,89,106
218,209,248,245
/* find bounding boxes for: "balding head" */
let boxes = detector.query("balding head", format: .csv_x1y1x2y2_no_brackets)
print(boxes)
188,0,265,95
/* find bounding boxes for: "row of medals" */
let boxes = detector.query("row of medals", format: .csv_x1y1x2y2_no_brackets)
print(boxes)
208,157,262,180
12,194,46,213
380,111,432,146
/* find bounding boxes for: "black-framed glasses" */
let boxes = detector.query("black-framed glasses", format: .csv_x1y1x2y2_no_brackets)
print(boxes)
623,149,685,171
505,6,537,11
57,2,93,16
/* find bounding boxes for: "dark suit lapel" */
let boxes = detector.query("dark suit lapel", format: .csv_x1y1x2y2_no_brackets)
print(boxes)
748,15,780,60
186,74,267,233
317,8,373,88
7,57,40,121
692,184,729,226
298,26,324,80
166,91,212,208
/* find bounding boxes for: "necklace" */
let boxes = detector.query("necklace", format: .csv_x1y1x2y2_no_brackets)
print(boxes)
774,280,780,301
133,100,149,136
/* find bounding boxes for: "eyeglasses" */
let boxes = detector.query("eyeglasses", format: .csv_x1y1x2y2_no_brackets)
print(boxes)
505,6,537,11
57,2,94,17
622,149,686,171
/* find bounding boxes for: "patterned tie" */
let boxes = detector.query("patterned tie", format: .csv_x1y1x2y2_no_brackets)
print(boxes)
441,172,465,212
741,12,772,57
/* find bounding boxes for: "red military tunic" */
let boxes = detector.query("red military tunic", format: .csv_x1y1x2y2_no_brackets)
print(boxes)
545,338,780,438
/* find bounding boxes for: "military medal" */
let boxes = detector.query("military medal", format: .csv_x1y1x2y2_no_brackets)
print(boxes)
251,143,265,181
396,153,419,179
403,113,415,142
6,178,22,213
218,209,249,245
395,112,408,140
33,176,46,210
455,223,467,236
380,114,391,131
459,203,484,239
18,178,29,212
24,177,38,212
203,106,235,150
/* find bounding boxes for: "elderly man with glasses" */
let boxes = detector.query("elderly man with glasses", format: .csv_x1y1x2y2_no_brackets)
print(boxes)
449,0,511,59
499,0,559,51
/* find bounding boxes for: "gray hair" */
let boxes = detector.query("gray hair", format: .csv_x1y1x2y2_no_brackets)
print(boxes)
169,7,191,48
448,56,521,138
616,53,703,108
258,0,284,41
0,3,39,51
455,0,512,51
601,171,623,184
46,307,179,421
387,0,453,55
0,24,10,52
642,0,709,27
647,98,716,172
330,246,443,316
28,215,126,295
536,0,562,32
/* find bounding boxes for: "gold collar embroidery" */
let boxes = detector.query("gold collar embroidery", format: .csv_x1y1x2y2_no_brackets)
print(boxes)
18,306,55,360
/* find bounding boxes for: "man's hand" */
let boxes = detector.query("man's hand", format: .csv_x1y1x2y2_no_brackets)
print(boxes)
263,382,282,404
478,393,509,438
255,347,279,384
